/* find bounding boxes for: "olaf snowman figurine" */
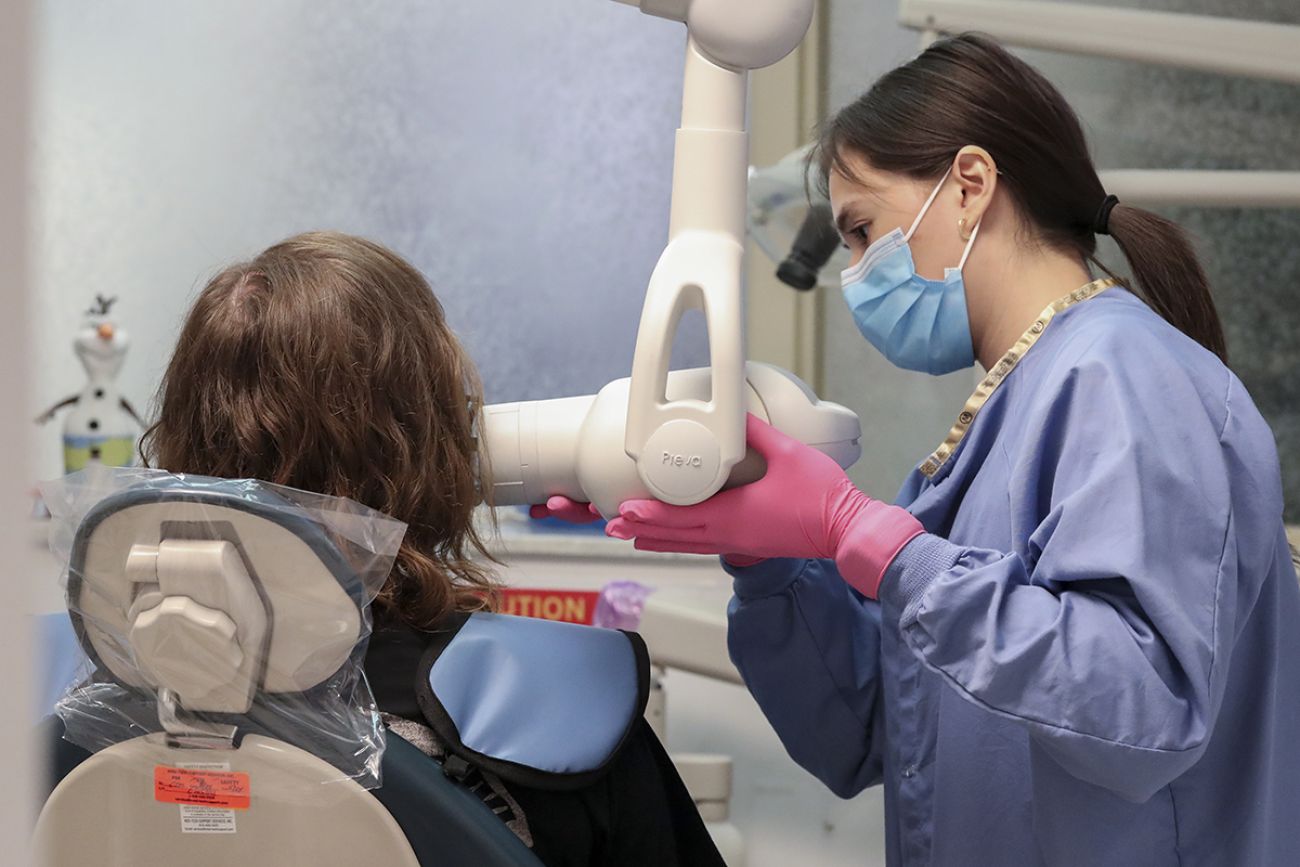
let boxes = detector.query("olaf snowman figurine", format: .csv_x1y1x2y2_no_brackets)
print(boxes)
36,294,144,472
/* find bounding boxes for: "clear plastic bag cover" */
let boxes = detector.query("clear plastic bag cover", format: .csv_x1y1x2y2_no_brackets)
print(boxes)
39,466,408,789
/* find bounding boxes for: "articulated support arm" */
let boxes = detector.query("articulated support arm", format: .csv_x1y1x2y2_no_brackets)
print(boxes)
619,0,815,505
481,0,847,517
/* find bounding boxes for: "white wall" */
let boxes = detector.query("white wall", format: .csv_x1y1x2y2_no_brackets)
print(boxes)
2,0,37,861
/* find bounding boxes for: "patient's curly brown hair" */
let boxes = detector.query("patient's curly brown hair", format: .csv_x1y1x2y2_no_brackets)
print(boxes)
142,231,499,629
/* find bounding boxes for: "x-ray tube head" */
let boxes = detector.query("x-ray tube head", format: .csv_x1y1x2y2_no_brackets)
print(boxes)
483,362,861,519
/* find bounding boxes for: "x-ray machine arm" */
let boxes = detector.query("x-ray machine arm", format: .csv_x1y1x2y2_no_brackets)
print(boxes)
483,0,859,518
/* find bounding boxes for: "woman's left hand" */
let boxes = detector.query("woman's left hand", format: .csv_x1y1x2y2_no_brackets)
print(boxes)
529,496,601,524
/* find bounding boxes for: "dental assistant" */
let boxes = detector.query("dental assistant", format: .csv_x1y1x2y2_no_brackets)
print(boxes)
602,35,1300,866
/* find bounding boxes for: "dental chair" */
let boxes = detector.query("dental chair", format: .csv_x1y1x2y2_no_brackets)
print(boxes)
35,482,542,867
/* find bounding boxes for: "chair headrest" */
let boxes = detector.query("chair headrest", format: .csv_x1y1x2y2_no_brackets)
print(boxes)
41,468,407,788
68,480,368,710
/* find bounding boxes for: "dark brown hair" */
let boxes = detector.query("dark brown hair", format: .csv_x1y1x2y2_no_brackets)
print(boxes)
141,231,499,629
815,33,1227,361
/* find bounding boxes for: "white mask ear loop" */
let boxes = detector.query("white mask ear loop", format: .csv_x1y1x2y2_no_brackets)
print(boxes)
902,168,953,242
956,219,981,272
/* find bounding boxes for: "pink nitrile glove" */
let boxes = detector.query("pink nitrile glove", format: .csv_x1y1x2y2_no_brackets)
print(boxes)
605,414,925,599
529,496,602,524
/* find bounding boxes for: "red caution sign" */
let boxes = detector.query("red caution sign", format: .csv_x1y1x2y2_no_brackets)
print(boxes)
154,766,251,810
500,589,600,625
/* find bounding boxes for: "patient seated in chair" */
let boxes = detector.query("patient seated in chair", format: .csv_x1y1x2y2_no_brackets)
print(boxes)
129,231,723,866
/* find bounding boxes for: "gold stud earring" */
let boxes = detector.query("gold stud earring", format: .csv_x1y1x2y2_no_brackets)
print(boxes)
958,217,973,241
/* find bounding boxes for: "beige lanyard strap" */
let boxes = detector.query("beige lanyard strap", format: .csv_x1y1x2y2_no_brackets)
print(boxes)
919,278,1120,479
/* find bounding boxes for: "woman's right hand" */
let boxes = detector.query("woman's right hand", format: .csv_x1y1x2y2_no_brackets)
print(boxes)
529,496,602,524
605,414,923,597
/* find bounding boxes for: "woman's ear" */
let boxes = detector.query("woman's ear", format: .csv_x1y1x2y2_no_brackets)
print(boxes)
951,145,997,227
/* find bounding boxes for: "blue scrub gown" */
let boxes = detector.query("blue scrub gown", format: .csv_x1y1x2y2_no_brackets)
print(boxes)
726,284,1300,866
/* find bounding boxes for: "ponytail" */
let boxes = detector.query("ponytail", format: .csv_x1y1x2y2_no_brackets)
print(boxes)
1103,204,1227,361
816,33,1229,363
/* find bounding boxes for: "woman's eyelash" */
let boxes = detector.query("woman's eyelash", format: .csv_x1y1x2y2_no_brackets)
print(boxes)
840,222,872,249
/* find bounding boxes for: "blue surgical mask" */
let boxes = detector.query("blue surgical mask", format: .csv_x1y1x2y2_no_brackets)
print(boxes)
839,170,979,375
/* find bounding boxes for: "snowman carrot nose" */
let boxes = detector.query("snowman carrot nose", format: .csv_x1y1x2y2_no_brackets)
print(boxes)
97,323,114,340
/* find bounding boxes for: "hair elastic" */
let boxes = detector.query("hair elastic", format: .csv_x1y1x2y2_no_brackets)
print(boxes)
1093,194,1120,236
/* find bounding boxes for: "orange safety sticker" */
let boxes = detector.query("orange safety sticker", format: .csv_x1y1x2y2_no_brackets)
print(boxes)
154,766,251,810
499,588,600,624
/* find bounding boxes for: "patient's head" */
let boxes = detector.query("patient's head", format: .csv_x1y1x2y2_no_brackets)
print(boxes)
143,231,498,628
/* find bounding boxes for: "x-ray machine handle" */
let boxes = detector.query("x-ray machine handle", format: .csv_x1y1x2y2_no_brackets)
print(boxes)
618,0,815,505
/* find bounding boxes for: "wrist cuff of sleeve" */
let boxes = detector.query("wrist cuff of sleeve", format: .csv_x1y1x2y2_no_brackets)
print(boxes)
878,533,964,626
833,502,924,599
